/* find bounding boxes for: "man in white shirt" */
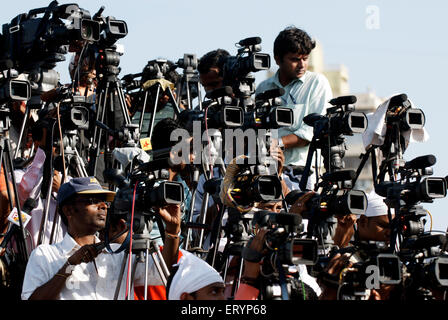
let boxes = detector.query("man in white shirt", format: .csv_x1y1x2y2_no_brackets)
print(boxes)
256,27,333,191
21,176,182,300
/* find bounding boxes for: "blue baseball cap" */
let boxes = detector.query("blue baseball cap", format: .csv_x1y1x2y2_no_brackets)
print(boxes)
57,177,116,205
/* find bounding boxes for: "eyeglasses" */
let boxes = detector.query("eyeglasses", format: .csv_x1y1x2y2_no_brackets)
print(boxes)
76,197,111,208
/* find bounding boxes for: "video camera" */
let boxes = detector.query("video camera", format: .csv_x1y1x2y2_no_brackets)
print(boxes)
0,1,100,70
400,233,448,298
62,5,128,82
0,68,31,104
242,87,294,130
328,242,402,300
374,154,446,241
385,93,425,131
105,165,184,235
220,37,270,102
222,37,270,86
178,86,244,132
286,170,368,220
304,95,367,138
141,59,177,83
227,162,283,209
250,210,318,267
299,96,367,190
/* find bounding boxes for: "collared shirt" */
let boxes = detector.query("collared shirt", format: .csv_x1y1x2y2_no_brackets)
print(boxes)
21,233,164,300
256,70,333,166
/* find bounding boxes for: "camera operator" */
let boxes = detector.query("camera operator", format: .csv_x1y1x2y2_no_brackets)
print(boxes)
167,249,225,300
68,43,98,100
198,49,230,93
11,120,67,250
234,192,322,300
256,27,333,192
21,176,181,300
149,118,193,243
129,59,184,127
312,190,398,300
131,118,193,300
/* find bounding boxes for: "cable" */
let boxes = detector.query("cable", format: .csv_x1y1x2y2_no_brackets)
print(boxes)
56,102,67,183
125,181,138,299
425,209,433,231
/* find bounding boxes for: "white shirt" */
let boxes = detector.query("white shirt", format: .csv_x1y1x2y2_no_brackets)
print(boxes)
256,71,333,166
21,233,164,300
14,147,66,251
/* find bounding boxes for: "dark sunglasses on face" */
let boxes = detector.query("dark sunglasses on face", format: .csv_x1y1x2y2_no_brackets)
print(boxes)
76,196,111,208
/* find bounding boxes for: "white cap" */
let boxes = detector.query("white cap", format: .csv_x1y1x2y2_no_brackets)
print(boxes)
168,250,224,300
365,190,388,217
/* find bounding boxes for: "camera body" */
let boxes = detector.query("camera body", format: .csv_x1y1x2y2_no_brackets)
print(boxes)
0,1,100,72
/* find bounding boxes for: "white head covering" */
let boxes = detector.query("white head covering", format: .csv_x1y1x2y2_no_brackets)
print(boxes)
168,250,224,300
365,190,388,217
362,94,429,151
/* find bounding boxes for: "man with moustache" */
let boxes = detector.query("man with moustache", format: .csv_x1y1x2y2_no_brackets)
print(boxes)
21,176,181,300
256,26,333,191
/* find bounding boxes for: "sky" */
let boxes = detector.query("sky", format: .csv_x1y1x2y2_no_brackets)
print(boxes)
2,0,448,232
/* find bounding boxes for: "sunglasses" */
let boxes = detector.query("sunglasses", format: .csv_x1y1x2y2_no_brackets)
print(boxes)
76,196,111,208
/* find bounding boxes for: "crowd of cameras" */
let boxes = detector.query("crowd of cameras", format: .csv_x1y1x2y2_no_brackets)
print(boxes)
0,1,447,301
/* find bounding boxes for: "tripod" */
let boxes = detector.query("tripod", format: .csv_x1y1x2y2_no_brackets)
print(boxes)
113,220,170,300
88,48,133,178
0,107,30,299
137,81,181,140
175,53,203,111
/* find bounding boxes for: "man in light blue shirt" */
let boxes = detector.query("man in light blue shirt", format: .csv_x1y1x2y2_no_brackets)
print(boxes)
256,27,333,190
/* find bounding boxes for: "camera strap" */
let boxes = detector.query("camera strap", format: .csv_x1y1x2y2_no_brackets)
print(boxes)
104,213,131,254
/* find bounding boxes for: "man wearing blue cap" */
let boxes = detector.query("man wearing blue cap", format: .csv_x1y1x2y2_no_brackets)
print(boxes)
21,176,181,300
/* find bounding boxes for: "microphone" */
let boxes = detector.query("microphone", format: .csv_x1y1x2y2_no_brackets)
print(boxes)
303,113,327,127
321,170,356,183
404,155,436,170
238,37,262,46
329,95,357,106
103,168,129,189
388,93,408,108
405,234,445,250
256,88,285,101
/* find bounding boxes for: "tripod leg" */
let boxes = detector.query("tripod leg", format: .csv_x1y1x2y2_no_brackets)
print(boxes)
147,84,161,141
210,204,226,268
114,250,129,300
197,191,211,250
2,138,29,261
13,107,31,159
184,187,197,251
89,88,109,177
230,257,244,298
166,87,181,116
138,91,149,136
0,147,14,212
114,82,132,125
149,245,169,286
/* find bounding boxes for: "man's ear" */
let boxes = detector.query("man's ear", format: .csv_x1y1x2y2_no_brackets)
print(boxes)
274,55,281,66
62,205,74,223
180,292,194,300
